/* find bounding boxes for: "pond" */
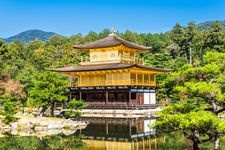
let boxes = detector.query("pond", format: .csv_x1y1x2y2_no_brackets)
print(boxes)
0,118,225,150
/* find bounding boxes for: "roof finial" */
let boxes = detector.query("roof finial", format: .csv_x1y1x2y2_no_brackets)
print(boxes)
108,28,116,36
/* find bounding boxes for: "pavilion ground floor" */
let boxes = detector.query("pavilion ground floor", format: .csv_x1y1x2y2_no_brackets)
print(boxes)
69,86,157,109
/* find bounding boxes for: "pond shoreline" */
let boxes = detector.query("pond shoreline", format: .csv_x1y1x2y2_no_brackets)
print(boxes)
0,115,87,137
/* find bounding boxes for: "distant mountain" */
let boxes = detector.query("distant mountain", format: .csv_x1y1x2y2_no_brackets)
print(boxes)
2,20,225,43
197,20,225,30
4,29,58,43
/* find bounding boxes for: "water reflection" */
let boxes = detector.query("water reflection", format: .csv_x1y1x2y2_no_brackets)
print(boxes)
0,133,83,150
1,118,224,149
0,118,159,150
80,118,157,150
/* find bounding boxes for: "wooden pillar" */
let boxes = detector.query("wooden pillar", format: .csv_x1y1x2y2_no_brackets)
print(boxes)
142,138,145,150
129,121,132,135
136,93,138,105
136,73,138,85
113,92,116,105
129,91,131,105
106,90,108,105
142,74,144,85
106,121,109,135
79,91,82,100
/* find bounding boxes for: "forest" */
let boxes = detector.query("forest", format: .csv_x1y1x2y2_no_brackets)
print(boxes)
0,21,225,149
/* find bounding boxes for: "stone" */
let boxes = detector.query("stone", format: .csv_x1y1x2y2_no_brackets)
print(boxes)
48,123,61,129
0,115,87,137
61,119,77,129
34,126,44,131
62,128,76,136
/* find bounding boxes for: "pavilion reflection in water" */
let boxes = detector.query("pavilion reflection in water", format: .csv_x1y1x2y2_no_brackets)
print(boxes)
79,118,159,150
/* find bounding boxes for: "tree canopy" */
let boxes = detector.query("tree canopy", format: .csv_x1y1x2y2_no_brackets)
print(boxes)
153,50,225,149
27,71,69,116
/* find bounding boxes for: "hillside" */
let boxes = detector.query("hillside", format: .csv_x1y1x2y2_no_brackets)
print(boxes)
4,29,58,43
197,20,225,30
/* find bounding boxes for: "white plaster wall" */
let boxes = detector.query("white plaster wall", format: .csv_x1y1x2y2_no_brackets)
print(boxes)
150,91,156,104
144,93,150,104
144,119,156,132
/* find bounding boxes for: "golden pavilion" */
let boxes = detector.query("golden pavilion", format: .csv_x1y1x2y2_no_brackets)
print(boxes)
53,33,170,108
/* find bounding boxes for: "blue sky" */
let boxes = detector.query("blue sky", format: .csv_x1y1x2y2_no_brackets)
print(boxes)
0,0,225,38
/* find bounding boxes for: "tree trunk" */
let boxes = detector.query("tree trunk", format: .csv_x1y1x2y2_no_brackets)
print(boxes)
184,131,200,150
214,136,220,150
39,107,47,117
189,46,192,65
193,141,200,150
211,100,220,150
50,102,55,117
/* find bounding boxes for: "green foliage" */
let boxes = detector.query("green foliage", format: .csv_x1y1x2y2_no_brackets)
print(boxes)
0,133,83,150
27,71,69,116
156,132,225,150
161,51,225,104
64,99,86,118
120,30,143,45
153,104,225,149
203,51,225,65
67,99,86,110
144,52,173,68
203,21,225,52
170,23,184,46
156,51,225,149
156,132,187,149
144,33,167,52
0,93,20,123
154,106,222,133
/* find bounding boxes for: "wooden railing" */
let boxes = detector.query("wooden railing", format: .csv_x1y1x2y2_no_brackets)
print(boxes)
70,79,156,87
85,104,159,110
80,55,144,65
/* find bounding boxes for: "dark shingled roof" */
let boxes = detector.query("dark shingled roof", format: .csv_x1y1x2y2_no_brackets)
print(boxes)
51,63,171,73
73,35,151,50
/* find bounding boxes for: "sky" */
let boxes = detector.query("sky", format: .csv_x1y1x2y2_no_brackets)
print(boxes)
0,0,225,38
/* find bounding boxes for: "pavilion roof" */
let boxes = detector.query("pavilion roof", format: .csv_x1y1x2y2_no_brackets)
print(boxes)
73,35,151,50
51,63,171,73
